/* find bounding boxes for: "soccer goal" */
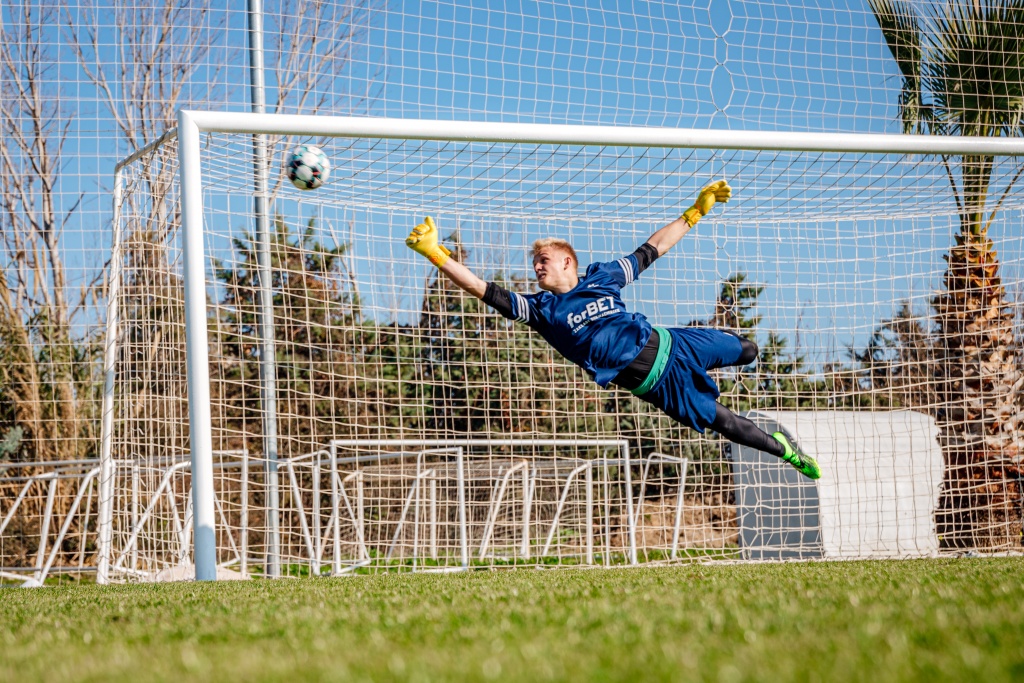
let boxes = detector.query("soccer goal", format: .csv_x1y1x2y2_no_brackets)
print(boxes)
101,111,1024,582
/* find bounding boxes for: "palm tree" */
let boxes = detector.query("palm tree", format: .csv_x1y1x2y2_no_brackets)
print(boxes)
869,0,1024,549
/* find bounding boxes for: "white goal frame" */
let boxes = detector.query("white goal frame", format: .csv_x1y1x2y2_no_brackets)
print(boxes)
102,109,1024,582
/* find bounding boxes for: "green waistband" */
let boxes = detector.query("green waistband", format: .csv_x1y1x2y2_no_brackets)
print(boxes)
630,326,672,396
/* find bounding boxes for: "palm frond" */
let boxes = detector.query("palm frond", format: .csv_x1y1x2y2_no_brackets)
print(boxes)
926,0,1024,138
868,0,926,133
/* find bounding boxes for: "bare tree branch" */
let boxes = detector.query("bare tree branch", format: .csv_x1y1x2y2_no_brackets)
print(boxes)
264,0,383,198
0,0,83,461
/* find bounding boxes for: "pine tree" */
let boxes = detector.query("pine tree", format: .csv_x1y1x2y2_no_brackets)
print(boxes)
213,216,362,453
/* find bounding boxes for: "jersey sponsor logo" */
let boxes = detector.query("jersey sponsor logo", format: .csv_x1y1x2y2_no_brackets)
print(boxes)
565,295,619,333
586,283,602,288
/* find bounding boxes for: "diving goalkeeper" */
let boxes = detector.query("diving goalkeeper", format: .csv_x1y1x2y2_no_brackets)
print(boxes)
405,181,820,479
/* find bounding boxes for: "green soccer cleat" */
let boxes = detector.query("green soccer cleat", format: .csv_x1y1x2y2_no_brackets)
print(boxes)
772,432,821,480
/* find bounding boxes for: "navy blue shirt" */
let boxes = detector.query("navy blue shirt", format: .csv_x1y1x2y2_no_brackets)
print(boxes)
493,252,654,387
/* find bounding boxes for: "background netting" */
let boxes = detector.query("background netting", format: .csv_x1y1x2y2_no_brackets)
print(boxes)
3,1,1024,581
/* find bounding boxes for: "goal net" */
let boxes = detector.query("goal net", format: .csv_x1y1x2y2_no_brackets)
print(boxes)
104,113,1024,580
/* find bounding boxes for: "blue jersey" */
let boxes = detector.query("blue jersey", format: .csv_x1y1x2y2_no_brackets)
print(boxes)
502,254,653,387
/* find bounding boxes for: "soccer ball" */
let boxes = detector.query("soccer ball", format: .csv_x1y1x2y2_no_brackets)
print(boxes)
287,144,330,190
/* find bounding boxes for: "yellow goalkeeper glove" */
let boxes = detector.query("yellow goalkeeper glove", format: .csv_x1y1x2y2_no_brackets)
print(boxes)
406,216,451,268
681,180,732,226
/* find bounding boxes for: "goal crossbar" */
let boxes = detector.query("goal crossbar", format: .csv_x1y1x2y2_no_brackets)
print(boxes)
180,110,1024,156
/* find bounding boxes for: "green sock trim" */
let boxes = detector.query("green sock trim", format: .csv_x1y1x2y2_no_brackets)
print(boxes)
631,326,672,397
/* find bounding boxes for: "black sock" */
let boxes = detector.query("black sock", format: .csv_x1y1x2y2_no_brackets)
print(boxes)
710,403,785,458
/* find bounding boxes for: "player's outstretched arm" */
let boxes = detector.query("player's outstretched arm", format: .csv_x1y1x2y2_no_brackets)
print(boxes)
405,216,487,298
646,180,732,257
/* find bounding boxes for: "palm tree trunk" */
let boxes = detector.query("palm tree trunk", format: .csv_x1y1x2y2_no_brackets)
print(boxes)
934,161,1024,548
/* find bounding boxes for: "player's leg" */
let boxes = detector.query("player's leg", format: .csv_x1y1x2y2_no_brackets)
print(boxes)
709,403,782,455
639,329,818,479
674,327,757,372
709,403,821,479
730,333,759,367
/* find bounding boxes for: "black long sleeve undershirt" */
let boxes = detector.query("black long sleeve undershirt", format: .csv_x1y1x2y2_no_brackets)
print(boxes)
631,242,659,273
481,281,515,318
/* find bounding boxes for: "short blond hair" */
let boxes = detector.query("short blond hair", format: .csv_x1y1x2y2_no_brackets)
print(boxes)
531,238,578,267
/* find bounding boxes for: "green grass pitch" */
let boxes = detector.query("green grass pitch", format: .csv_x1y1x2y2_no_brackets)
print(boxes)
2,559,1022,682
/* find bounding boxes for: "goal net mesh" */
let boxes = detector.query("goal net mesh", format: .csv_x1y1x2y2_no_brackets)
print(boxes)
107,128,1024,578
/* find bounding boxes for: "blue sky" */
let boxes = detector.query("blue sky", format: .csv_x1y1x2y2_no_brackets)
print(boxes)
367,0,901,131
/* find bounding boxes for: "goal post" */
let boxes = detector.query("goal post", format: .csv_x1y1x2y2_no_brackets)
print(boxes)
105,110,1024,581
178,113,219,581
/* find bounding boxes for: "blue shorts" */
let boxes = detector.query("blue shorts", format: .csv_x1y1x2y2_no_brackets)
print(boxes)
637,327,745,433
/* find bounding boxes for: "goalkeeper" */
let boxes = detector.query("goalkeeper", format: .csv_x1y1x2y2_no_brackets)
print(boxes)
405,181,820,479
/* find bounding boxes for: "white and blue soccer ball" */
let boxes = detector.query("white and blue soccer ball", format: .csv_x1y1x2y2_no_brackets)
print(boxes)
287,144,330,190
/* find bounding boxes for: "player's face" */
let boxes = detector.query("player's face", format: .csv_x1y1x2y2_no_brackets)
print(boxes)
533,247,577,293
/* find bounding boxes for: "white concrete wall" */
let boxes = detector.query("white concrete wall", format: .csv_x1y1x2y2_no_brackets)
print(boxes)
751,410,943,559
